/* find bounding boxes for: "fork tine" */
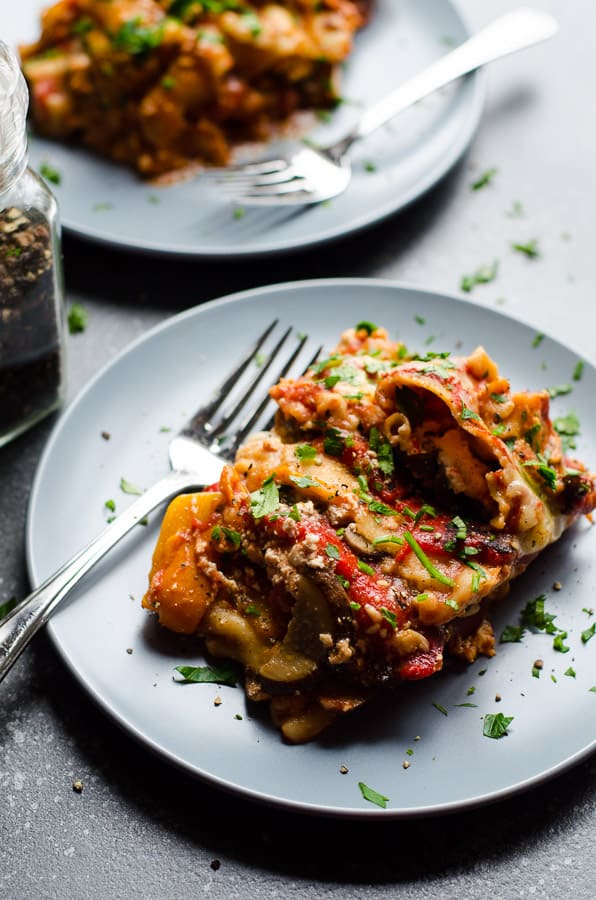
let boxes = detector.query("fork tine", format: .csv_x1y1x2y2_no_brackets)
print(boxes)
229,337,321,453
227,177,310,198
213,167,299,189
206,158,289,177
206,326,294,441
181,320,278,436
221,188,317,206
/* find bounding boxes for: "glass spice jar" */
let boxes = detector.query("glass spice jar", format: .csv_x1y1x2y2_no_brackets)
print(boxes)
0,39,65,447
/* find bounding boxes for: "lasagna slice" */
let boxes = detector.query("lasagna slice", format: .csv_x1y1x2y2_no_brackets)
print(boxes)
143,324,596,742
20,0,371,178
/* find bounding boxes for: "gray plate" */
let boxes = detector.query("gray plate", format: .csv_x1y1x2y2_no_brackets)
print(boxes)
9,0,483,257
27,280,596,818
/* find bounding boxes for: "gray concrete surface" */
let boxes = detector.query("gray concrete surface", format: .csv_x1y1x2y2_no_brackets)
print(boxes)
1,1,595,897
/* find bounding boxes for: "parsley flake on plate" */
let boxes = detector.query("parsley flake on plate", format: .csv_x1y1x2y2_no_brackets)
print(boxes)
358,781,389,809
120,477,143,496
482,712,513,739
174,664,238,686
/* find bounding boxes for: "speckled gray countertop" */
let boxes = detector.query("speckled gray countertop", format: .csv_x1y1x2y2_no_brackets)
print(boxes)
1,1,595,897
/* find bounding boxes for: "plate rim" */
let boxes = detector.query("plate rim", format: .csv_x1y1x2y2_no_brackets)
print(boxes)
26,277,596,818
25,0,485,259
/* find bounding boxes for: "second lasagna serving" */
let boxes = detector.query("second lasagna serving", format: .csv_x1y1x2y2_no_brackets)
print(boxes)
20,0,372,178
143,323,596,742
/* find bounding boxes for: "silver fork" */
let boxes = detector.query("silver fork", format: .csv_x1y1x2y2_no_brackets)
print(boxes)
211,8,557,206
0,321,317,683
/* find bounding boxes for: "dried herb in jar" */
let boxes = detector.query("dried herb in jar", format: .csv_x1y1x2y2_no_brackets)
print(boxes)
0,205,63,439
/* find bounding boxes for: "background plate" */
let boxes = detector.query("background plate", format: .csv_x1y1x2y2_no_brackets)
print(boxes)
27,280,596,818
8,0,483,257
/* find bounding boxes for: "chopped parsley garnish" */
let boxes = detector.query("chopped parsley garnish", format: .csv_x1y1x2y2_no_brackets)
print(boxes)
355,320,378,334
249,474,279,518
324,428,344,457
348,599,360,609
554,412,580,451
532,333,545,348
483,712,513,739
245,604,260,616
174,664,237,686
467,686,476,696
290,474,322,490
522,459,558,490
380,607,397,628
461,404,481,422
325,543,341,560
572,360,584,381
220,527,242,548
39,162,62,185
368,499,398,516
451,516,467,540
295,443,317,461
455,702,478,708
113,17,165,54
500,624,525,643
512,239,540,259
104,498,116,513
414,315,426,326
564,667,576,678
581,622,596,643
506,200,525,218
372,535,404,548
521,595,558,634
358,781,389,809
120,477,143,495
402,531,454,587
369,427,394,476
471,167,497,190
432,701,448,717
289,504,301,522
460,261,498,293
547,384,573,399
552,631,570,653
67,303,88,334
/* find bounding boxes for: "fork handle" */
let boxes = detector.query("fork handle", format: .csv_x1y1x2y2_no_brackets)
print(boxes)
333,8,558,157
0,469,205,684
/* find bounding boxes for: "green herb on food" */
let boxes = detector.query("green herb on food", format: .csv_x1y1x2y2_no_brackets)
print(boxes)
249,474,280,518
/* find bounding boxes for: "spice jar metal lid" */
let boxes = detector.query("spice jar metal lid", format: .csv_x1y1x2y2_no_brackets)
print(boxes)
0,41,29,193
